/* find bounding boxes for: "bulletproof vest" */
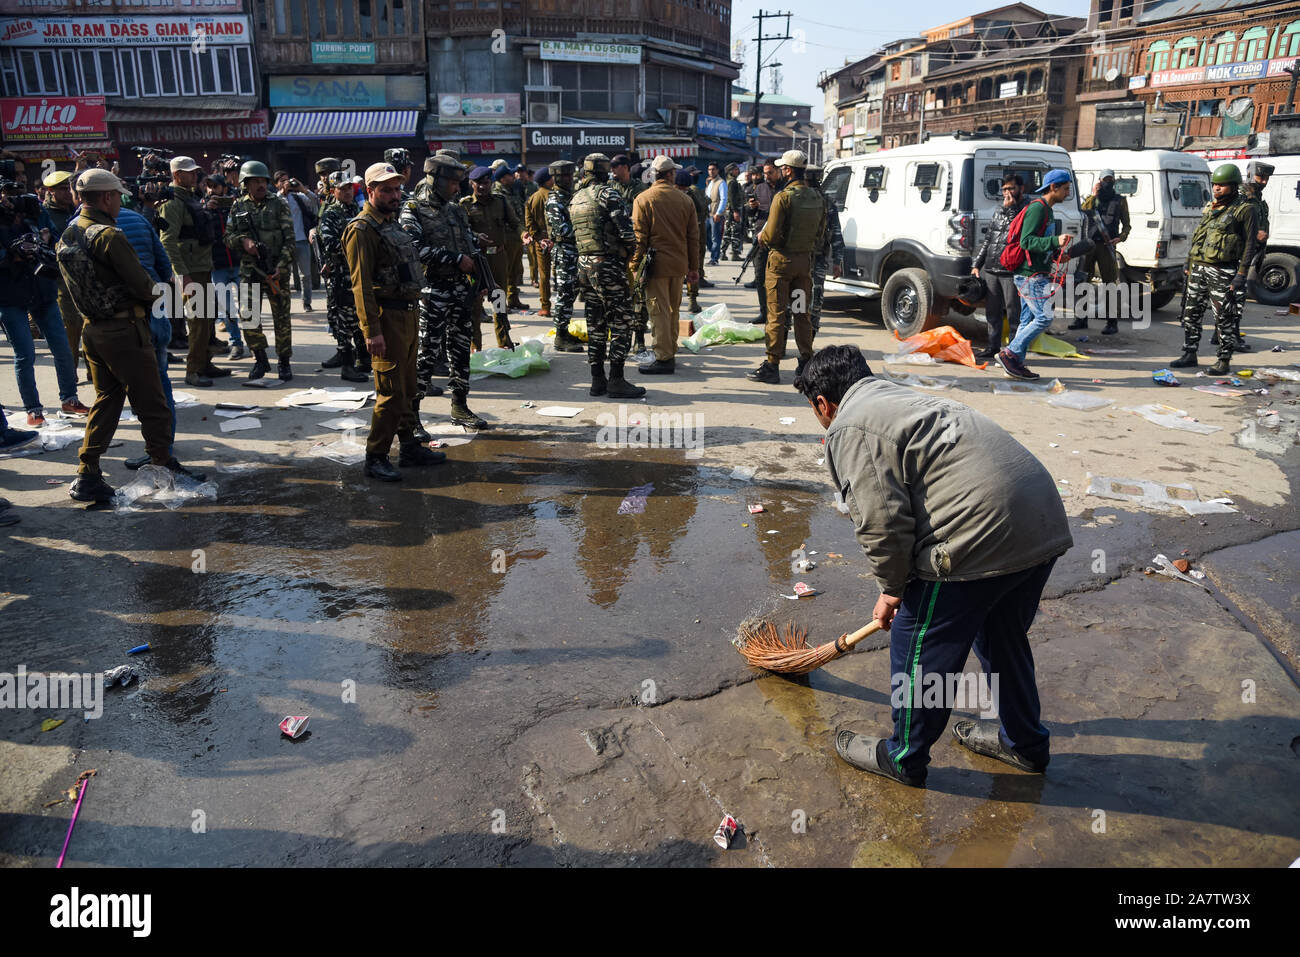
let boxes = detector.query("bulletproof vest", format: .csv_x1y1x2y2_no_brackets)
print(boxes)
233,195,289,258
1093,192,1124,236
177,189,219,245
615,178,643,207
320,200,357,264
569,184,622,256
353,210,423,301
55,223,135,322
1189,197,1246,266
417,192,476,278
772,182,826,254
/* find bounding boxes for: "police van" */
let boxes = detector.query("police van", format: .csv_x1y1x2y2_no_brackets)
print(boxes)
1228,155,1300,306
1070,149,1211,312
821,134,1083,336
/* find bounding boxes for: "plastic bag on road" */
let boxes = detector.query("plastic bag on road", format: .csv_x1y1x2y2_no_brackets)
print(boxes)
113,464,218,512
680,314,764,353
1048,392,1111,411
894,325,985,369
1028,333,1088,359
470,338,551,378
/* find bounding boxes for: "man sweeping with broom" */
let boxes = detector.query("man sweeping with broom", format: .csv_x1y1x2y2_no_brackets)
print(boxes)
794,345,1072,788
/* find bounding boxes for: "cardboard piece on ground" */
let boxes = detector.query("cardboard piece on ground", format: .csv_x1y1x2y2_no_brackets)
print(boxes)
1123,403,1222,434
537,406,583,417
219,416,262,433
214,407,262,418
318,416,370,432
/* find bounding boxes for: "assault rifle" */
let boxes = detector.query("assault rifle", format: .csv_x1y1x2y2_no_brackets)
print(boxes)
471,246,513,350
734,242,760,283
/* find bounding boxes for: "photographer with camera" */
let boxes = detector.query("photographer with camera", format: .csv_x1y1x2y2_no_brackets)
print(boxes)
160,156,227,387
0,180,87,427
274,170,319,313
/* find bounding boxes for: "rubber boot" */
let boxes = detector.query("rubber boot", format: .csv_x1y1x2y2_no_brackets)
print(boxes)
321,348,346,369
353,331,372,373
606,361,646,399
1168,349,1198,368
449,390,489,430
590,364,608,397
554,327,586,353
1207,357,1231,376
339,347,368,382
248,347,270,380
278,357,293,381
410,397,431,443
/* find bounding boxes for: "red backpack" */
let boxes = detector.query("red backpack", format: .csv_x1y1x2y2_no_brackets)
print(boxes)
999,197,1049,272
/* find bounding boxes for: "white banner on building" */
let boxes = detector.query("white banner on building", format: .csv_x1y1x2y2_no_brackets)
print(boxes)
0,15,250,46
539,40,641,65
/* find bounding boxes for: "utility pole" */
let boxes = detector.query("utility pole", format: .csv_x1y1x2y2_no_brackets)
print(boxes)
751,10,793,162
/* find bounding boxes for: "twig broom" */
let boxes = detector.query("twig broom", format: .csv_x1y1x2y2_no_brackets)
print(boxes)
734,619,884,675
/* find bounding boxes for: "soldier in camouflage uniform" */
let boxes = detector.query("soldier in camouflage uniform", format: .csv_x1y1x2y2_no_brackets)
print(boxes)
1169,164,1257,377
805,164,845,336
317,170,368,383
611,154,650,352
384,148,415,202
462,165,516,351
492,164,527,310
570,153,645,398
225,160,296,381
1219,160,1273,352
544,160,586,353
402,155,491,431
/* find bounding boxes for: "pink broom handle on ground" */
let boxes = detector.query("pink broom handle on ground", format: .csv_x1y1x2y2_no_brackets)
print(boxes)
56,775,89,869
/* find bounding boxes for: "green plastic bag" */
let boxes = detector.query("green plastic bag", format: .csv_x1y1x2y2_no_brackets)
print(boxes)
469,338,551,378
680,305,765,353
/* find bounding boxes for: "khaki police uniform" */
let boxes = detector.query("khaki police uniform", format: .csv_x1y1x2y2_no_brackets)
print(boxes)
759,179,826,367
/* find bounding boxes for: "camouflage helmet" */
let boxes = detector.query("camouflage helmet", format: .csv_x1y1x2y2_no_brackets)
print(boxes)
383,148,412,170
1211,163,1241,186
325,170,352,189
549,160,576,176
424,154,464,177
435,148,461,161
314,157,342,176
582,152,611,174
238,160,271,184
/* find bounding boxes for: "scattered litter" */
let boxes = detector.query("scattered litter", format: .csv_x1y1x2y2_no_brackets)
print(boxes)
537,406,582,417
880,369,957,390
1152,369,1179,386
792,582,818,597
56,769,96,869
213,407,262,419
1124,403,1222,434
1049,443,1059,448
616,483,654,515
884,351,939,366
741,523,749,527
1090,378,1104,384
127,643,151,655
1275,310,1290,316
1145,553,1210,591
278,387,372,411
1076,335,1089,343
778,417,796,425
1028,333,1088,359
793,557,817,571
729,465,755,482
1084,347,1137,355
765,528,777,535
471,339,551,377
45,478,61,485
1235,410,1300,454
279,715,310,739
521,401,535,409
119,411,137,423
1237,370,1253,378
305,438,368,466
41,718,65,732
218,416,261,433
1048,392,1112,411
170,390,201,409
430,436,473,447
714,814,740,849
1255,367,1300,383
748,504,765,514
832,492,850,514
240,378,274,388
991,378,1066,395
1193,385,1251,397
895,325,986,368
113,464,218,511
318,416,370,432
214,461,267,473
102,665,136,687
1086,474,1236,515
679,313,765,352
1172,558,1190,573
827,552,842,559
1271,344,1284,351
816,457,825,465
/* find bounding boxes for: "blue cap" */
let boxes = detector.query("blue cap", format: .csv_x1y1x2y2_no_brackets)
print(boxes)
1037,168,1072,193
492,164,515,181
534,168,552,186
467,165,492,181
674,169,693,187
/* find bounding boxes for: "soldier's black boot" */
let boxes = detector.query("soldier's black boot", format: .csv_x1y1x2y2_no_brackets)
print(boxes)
248,347,271,380
554,327,586,353
1067,317,1088,331
633,330,646,354
1207,357,1231,376
353,332,372,373
1169,349,1198,368
449,390,489,430
69,472,115,503
410,398,431,443
364,454,401,482
278,357,293,381
339,347,368,383
1102,319,1119,335
590,363,608,397
606,362,646,399
398,439,446,467
321,348,346,369
689,297,700,313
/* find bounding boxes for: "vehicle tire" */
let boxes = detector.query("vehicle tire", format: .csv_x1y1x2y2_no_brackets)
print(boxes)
881,267,936,338
1252,252,1300,306
1150,288,1176,312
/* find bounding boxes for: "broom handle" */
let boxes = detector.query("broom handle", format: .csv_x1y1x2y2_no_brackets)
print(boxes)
834,619,885,653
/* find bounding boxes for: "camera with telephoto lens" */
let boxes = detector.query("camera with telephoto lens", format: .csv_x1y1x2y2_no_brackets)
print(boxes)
129,145,174,176
7,232,58,280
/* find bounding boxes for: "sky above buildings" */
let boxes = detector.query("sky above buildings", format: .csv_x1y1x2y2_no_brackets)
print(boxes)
730,0,1094,121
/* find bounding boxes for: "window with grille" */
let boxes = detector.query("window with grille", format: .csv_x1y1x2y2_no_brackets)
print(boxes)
19,49,61,95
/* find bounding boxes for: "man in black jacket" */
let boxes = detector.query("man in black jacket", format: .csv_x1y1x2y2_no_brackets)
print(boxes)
970,174,1026,359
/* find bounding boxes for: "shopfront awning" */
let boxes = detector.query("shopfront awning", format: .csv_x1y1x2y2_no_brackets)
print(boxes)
639,142,696,158
269,110,421,140
107,106,259,123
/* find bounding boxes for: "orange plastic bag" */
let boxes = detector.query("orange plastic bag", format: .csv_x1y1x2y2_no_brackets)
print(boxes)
894,325,987,370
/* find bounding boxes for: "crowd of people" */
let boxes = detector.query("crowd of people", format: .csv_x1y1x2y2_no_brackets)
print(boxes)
0,143,847,492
